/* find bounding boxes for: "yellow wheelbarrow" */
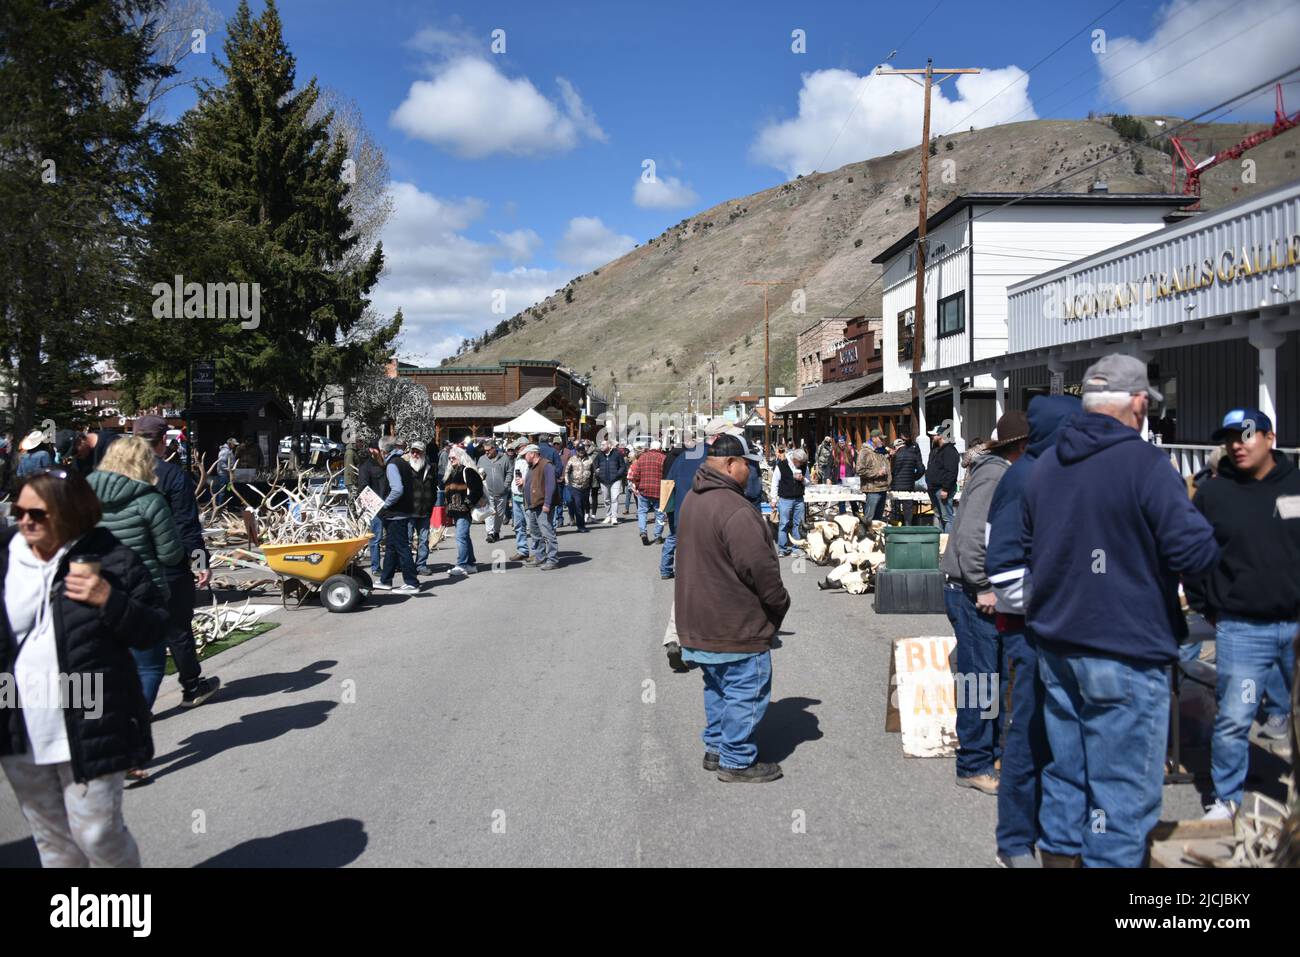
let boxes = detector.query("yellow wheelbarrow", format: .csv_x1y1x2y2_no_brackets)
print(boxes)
262,535,373,613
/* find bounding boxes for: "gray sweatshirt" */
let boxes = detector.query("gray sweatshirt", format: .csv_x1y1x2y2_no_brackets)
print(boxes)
939,452,1011,591
476,452,513,497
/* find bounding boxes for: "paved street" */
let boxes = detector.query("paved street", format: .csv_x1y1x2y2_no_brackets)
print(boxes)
0,515,1204,867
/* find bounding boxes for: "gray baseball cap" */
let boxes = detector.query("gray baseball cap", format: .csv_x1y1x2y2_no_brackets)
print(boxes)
1081,353,1162,403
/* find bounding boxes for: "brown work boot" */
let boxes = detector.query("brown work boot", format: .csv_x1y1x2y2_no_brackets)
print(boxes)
956,773,999,796
1040,850,1083,868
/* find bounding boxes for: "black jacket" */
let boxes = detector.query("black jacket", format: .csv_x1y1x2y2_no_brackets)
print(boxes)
925,441,960,493
154,455,205,581
890,443,924,490
775,459,805,500
409,462,436,520
0,526,167,782
594,450,628,485
357,457,386,497
1186,452,1300,622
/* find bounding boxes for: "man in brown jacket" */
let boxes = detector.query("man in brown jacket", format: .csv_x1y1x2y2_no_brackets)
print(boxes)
856,428,891,522
676,433,791,783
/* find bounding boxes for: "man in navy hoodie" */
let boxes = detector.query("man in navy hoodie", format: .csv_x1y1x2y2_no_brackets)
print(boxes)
1022,354,1218,868
985,394,1081,867
1185,408,1300,820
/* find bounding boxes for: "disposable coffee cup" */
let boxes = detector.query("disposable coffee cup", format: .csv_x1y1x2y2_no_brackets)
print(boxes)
68,554,101,576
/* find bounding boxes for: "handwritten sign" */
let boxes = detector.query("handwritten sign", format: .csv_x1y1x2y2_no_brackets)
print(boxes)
887,636,959,758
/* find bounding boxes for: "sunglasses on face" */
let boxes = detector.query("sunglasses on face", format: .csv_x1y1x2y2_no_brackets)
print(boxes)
13,506,49,524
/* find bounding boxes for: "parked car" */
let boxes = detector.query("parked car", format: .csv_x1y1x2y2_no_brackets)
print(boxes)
278,433,344,459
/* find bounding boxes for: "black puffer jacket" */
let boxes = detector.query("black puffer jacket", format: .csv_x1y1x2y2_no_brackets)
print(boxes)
0,526,168,782
890,442,924,490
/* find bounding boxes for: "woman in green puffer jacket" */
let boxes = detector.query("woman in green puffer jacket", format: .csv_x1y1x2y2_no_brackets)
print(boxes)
87,437,184,734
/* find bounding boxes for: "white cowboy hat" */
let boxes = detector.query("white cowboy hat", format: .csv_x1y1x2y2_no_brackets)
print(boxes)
20,430,45,452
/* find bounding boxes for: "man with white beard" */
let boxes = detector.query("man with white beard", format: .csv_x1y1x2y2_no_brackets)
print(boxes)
406,441,438,573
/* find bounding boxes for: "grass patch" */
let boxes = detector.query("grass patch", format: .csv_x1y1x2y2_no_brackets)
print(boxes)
165,620,280,675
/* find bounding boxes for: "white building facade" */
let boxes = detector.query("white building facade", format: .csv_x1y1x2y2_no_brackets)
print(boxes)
916,179,1300,473
874,191,1194,448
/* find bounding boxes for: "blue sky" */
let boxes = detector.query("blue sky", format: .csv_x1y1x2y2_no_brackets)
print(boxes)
168,0,1300,362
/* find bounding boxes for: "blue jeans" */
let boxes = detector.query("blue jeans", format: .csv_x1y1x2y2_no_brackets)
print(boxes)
131,643,167,711
776,497,805,554
527,508,558,565
553,485,565,527
997,627,1051,859
863,491,885,523
380,516,419,587
659,513,677,576
1037,647,1169,867
930,489,954,531
368,514,384,573
415,524,431,567
944,583,1006,778
512,497,529,556
1211,616,1296,804
699,651,772,769
636,495,664,538
455,516,476,568
565,486,587,530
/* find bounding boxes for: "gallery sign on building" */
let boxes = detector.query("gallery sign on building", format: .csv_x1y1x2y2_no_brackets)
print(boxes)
916,178,1300,472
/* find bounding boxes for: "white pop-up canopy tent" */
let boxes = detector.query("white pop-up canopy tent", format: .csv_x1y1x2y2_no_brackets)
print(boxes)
493,408,563,435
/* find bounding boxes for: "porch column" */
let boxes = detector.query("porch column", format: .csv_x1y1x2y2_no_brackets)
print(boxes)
950,379,963,444
1249,320,1284,429
992,368,1006,419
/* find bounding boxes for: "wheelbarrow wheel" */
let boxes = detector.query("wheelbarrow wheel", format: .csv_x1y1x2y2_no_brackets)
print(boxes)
350,568,373,595
322,574,361,613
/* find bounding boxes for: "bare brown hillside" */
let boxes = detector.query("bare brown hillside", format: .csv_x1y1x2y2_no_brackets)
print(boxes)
450,117,1300,412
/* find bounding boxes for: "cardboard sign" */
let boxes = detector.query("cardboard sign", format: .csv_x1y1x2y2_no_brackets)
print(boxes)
887,636,959,758
356,487,386,524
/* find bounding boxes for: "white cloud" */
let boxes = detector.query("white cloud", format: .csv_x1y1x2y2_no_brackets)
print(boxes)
1095,0,1300,114
633,173,699,209
372,182,576,362
555,216,636,270
390,55,605,158
493,228,543,262
751,65,1036,177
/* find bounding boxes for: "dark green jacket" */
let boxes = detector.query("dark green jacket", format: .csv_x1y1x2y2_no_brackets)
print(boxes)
87,470,184,600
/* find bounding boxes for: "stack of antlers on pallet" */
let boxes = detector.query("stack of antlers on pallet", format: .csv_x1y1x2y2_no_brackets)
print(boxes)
789,515,888,595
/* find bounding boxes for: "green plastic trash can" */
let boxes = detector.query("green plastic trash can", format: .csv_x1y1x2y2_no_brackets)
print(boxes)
883,525,940,570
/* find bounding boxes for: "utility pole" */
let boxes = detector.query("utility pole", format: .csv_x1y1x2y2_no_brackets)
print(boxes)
876,60,980,414
703,351,719,420
743,278,796,457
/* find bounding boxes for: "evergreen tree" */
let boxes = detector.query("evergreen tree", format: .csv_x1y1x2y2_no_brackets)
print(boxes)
134,0,388,453
0,0,170,437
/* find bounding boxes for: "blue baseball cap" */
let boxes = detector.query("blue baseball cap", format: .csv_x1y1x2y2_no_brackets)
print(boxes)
1211,408,1273,442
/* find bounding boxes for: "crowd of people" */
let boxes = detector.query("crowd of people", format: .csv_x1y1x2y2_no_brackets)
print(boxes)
1,415,220,867
1,349,1294,866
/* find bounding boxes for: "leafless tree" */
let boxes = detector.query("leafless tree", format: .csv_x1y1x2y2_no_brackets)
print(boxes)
309,87,393,273
132,0,224,117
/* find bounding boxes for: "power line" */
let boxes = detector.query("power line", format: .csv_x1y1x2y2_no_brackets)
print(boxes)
937,0,1127,137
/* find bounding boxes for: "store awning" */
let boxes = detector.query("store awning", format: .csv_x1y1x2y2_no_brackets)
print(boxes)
831,388,914,413
777,374,882,414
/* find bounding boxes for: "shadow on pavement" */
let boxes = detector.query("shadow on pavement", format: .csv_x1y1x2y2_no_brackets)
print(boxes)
193,659,337,706
756,697,824,763
195,818,367,867
149,700,337,782
0,836,41,867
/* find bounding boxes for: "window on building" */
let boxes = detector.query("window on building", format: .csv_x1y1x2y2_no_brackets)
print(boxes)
897,307,916,362
938,293,965,338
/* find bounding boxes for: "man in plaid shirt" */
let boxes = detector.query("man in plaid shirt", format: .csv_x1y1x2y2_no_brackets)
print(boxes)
628,440,667,546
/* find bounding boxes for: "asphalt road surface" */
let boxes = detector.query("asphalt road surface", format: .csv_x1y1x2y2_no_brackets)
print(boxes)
0,510,1206,867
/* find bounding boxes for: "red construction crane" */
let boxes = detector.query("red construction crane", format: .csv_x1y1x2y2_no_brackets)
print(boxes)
1169,83,1300,206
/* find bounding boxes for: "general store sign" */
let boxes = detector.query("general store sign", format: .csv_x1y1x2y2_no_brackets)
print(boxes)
429,385,487,402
